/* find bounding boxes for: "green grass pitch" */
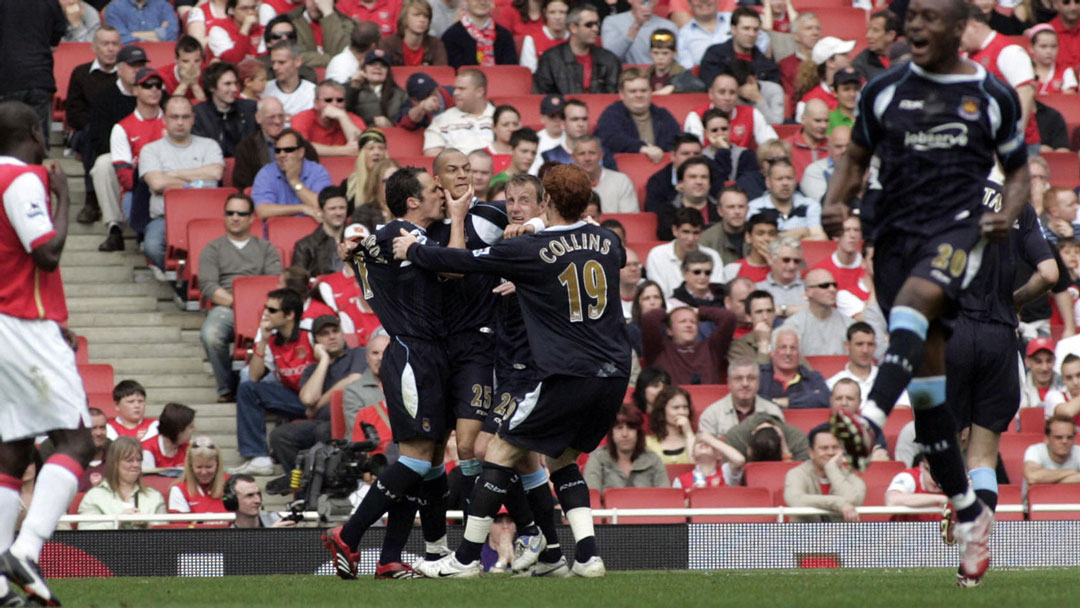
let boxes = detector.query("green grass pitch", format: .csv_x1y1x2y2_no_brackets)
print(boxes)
46,568,1080,607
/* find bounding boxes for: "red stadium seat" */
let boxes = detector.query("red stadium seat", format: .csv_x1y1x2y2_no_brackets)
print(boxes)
801,239,838,269
231,275,282,360
604,212,659,243
471,65,534,95
87,393,116,418
998,433,1043,486
859,483,892,522
666,463,694,483
136,42,178,71
805,355,848,379
1043,151,1080,187
141,474,177,497
996,484,1024,521
321,156,357,185
603,487,686,523
379,126,426,158
313,67,326,81
78,364,114,395
1018,407,1045,434
858,460,906,488
681,384,728,420
164,187,238,272
392,65,457,91
52,43,94,122
812,8,869,49
490,95,545,129
330,390,346,439
742,461,800,500
782,408,829,434
627,240,664,264
590,488,604,523
688,487,774,523
652,94,707,126
1028,484,1080,520
267,216,318,268
1041,94,1080,135
183,217,267,303
76,335,89,364
772,124,801,141
222,157,235,187
882,406,913,438
613,153,669,210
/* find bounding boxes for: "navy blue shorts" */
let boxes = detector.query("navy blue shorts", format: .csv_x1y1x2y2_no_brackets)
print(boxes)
380,337,450,442
499,375,629,459
945,317,1022,433
483,368,542,435
446,330,496,423
873,220,987,319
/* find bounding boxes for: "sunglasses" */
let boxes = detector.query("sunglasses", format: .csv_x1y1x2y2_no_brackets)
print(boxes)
192,438,217,449
139,81,163,90
809,281,838,289
320,97,345,103
765,156,788,163
275,145,301,154
688,268,713,275
225,210,252,217
780,257,803,264
579,20,599,28
269,31,295,40
265,305,281,313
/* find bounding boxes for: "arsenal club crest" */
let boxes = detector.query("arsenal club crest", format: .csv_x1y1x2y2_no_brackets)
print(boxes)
733,124,747,138
296,345,308,359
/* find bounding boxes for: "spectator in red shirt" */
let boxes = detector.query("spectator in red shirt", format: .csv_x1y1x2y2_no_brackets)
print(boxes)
106,380,159,441
141,402,196,469
885,454,947,521
778,13,821,114
205,0,264,64
160,35,208,104
290,80,366,156
168,436,228,514
378,0,450,66
1052,0,1080,69
782,98,829,182
338,0,403,37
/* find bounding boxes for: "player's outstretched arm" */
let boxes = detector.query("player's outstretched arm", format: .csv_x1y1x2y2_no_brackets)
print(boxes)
398,229,526,278
821,141,872,238
31,162,71,272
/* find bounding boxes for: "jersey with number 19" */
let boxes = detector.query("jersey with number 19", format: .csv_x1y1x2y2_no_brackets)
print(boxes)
0,157,88,442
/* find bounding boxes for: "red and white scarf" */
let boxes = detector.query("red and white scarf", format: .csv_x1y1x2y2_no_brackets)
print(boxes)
463,15,495,66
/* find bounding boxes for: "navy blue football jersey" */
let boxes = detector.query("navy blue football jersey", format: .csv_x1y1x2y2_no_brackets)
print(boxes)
351,219,446,341
408,222,633,379
429,199,509,334
959,185,1053,327
496,288,532,380
852,61,1027,241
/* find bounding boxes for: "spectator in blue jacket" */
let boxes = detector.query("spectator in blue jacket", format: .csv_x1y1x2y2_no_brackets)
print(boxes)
757,328,830,409
698,7,780,93
595,67,681,164
104,0,179,44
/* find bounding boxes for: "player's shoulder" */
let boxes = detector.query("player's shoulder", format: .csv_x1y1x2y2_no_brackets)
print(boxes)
862,62,914,95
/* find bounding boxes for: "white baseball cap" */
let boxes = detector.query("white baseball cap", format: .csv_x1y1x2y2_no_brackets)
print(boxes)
812,36,856,65
344,223,370,241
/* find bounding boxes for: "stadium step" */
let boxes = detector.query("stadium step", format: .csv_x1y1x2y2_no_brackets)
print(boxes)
60,250,138,267
145,402,234,419
124,372,217,389
106,357,211,375
67,311,166,327
150,386,222,405
61,264,133,283
78,325,181,343
65,281,175,298
87,341,207,360
67,296,158,314
66,234,138,252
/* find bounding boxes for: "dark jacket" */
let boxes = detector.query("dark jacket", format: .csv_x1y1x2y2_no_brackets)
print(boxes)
232,130,319,190
291,225,342,276
699,40,781,92
88,84,137,158
756,363,830,409
670,282,725,309
647,64,707,93
644,159,724,217
346,81,408,125
65,62,118,131
533,42,621,95
596,101,680,154
735,170,766,201
441,21,518,69
378,33,449,66
287,5,353,68
851,48,888,82
192,99,258,158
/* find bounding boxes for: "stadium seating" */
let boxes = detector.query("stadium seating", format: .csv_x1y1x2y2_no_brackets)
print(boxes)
613,153,669,209
1028,484,1080,521
605,212,658,243
222,158,235,187
490,95,544,129
1041,94,1080,135
996,484,1024,521
569,94,621,131
471,65,534,95
603,487,686,523
859,483,893,522
742,461,800,503
998,433,1043,486
78,364,115,395
322,156,357,185
666,463,694,483
266,216,318,268
782,408,829,434
773,124,801,140
1018,407,1045,434
141,475,177,497
88,393,116,418
137,42,180,70
651,95,705,126
76,335,89,364
688,487,775,523
812,8,869,47
800,239,838,269
164,187,238,272
379,126,427,158
805,355,848,379
392,65,456,90
858,460,906,488
231,275,282,360
882,407,913,439
330,390,346,440
1043,151,1079,187
52,42,94,122
627,240,664,264
681,384,728,419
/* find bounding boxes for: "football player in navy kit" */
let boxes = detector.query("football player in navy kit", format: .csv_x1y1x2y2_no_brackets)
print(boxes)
821,0,1029,587
395,164,632,579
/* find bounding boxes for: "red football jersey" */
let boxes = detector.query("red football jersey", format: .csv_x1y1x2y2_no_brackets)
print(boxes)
142,435,189,468
107,417,158,441
0,161,67,321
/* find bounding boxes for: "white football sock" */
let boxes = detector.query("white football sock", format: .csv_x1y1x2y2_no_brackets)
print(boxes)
11,461,79,559
565,507,595,543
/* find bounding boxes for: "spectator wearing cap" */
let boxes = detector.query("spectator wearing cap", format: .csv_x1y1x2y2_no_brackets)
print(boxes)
325,21,382,85
601,0,678,65
103,0,179,44
852,9,899,81
595,68,681,163
1024,338,1063,410
345,50,408,128
378,0,450,66
782,99,829,182
98,67,166,253
193,62,260,158
252,128,334,219
290,80,366,157
721,211,778,284
423,68,495,155
794,36,855,123
292,185,351,276
645,29,706,95
265,40,319,117
518,0,571,73
533,3,620,95
699,7,781,90
530,94,566,171
442,0,518,68
393,71,454,131
747,158,823,240
676,0,771,71
827,68,860,135
232,97,320,190
800,125,849,204
285,1,355,68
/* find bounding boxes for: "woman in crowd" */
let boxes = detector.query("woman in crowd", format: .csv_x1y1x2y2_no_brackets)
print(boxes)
237,58,268,100
141,402,196,469
584,406,669,493
631,366,672,416
348,53,408,128
627,280,666,353
168,436,229,514
345,129,390,209
518,0,570,72
78,438,166,529
488,105,522,156
1030,25,1078,95
379,0,449,66
646,386,697,465
497,0,546,37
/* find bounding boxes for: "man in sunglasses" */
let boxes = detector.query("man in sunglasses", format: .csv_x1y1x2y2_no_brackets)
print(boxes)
779,268,853,356
232,97,318,190
534,3,620,95
290,80,365,157
251,128,332,220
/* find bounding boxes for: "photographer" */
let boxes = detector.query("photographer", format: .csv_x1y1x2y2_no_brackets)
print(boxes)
228,475,296,528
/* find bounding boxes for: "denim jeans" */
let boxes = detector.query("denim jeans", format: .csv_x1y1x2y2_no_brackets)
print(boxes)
200,305,235,397
143,217,166,269
236,380,306,458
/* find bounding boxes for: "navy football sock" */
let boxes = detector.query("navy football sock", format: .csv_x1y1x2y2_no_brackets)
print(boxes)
866,328,925,423
456,463,515,564
526,484,563,562
504,474,540,537
340,461,424,549
379,496,419,565
910,380,979,523
550,465,597,563
419,469,449,559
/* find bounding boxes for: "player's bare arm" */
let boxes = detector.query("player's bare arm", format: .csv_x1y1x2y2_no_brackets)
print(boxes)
821,141,872,238
1014,258,1059,309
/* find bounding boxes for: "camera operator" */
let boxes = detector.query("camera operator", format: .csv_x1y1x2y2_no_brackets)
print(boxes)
228,475,296,528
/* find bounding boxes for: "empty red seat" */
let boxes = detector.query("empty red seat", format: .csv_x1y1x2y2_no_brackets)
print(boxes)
164,187,238,272
78,364,114,395
681,384,728,420
651,94,707,126
996,484,1024,521
801,239,838,269
882,406,913,438
231,275,282,360
378,126,426,158
604,212,658,243
772,124,801,141
1028,484,1080,520
613,153,669,210
87,393,116,418
1041,94,1080,136
392,65,456,91
267,216,318,268
330,390,346,439
1018,407,1045,434
135,42,177,70
627,240,664,265
321,156,357,185
603,487,686,524
998,433,1043,486
858,460,906,488
742,461,800,499
805,355,848,379
812,8,869,46
52,42,94,122
859,483,893,522
688,487,774,523
68,490,87,530
666,463,694,483
782,408,829,434
470,65,533,95
141,474,177,497
75,335,89,364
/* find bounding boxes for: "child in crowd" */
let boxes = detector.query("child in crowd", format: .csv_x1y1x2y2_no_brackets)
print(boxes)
645,30,705,95
106,380,158,442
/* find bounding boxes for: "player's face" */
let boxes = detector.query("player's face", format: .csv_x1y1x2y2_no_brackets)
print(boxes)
118,450,143,485
904,0,965,71
1062,361,1080,395
748,296,776,327
235,480,263,515
435,150,470,197
505,183,544,224
709,76,739,112
366,335,390,377
846,331,876,368
772,333,800,371
664,394,691,425
683,262,713,293
511,141,538,172
719,192,748,232
621,251,642,284
416,171,447,223
773,246,802,283
619,78,652,115
1047,420,1077,460
117,393,146,424
810,431,841,470
766,165,796,201
1027,351,1055,387
638,284,664,313
164,100,194,140
564,105,590,138
90,414,108,448
193,456,218,486
673,223,702,252
681,164,711,200
322,196,349,230
728,365,760,401
611,422,638,453
839,216,861,253
830,383,860,414
669,309,700,345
